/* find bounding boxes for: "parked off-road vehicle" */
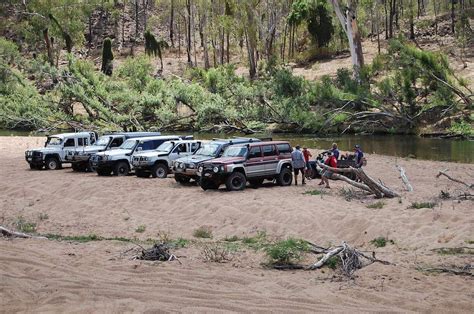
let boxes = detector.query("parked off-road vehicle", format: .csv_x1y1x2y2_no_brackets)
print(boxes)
132,139,203,178
197,141,293,191
66,132,161,172
25,132,97,170
90,135,188,176
172,137,260,185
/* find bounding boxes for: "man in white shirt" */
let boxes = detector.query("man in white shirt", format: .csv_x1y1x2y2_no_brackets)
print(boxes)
291,145,306,185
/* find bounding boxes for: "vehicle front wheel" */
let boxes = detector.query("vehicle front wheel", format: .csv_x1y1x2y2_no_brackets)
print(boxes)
45,157,61,170
136,170,151,178
151,163,168,178
277,167,293,186
175,174,191,184
29,164,42,170
225,172,247,191
113,161,129,176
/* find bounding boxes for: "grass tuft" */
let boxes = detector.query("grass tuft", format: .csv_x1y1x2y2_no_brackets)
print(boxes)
135,225,146,233
193,226,213,239
366,201,385,209
409,202,436,209
265,238,310,265
370,236,394,248
303,190,327,196
15,216,37,233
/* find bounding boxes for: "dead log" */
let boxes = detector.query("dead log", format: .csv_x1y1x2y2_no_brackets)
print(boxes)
396,165,413,192
318,163,399,198
0,226,47,239
436,169,473,189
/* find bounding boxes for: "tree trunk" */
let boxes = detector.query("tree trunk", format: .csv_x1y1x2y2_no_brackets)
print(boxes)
330,0,364,79
384,0,388,39
170,0,175,47
43,28,54,66
135,0,139,38
186,0,192,66
201,11,210,69
244,1,258,79
451,0,455,34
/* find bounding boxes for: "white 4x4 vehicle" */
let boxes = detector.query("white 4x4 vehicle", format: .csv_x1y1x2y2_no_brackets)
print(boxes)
132,140,203,178
25,132,97,170
90,135,187,176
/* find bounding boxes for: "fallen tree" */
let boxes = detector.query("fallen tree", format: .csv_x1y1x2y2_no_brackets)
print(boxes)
0,226,47,239
318,163,399,198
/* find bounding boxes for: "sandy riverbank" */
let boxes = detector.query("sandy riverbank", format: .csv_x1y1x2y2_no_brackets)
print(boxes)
1,136,473,312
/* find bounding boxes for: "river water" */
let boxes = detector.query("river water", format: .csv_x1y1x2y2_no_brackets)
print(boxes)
1,130,472,163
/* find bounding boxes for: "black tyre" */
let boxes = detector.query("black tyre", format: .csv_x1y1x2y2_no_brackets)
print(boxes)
45,157,60,170
277,167,293,186
151,163,168,178
249,178,264,188
136,170,151,178
113,161,129,176
225,172,247,191
175,174,191,184
97,168,111,176
71,163,82,172
199,178,220,191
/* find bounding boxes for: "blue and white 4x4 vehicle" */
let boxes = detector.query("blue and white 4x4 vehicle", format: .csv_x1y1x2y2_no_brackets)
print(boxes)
132,139,203,178
172,137,261,184
25,132,97,170
66,132,162,172
90,135,189,176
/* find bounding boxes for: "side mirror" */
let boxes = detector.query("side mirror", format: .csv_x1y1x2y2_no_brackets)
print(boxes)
136,147,143,152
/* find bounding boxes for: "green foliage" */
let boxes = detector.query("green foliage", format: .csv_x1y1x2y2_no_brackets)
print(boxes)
303,189,327,196
366,201,385,209
326,256,340,270
370,236,394,248
101,38,113,75
449,121,474,137
307,3,334,48
171,237,189,248
409,201,436,209
242,231,268,250
15,216,37,233
135,225,146,233
193,226,213,239
265,238,309,265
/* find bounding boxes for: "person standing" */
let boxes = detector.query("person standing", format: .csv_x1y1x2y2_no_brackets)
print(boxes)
331,143,340,160
302,147,312,177
354,144,364,168
318,151,337,188
291,145,306,185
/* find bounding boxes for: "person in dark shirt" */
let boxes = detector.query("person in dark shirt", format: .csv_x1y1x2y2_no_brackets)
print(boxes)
354,144,364,168
331,143,340,160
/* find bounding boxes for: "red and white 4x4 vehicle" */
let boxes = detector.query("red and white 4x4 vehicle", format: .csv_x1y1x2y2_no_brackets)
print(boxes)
196,141,293,191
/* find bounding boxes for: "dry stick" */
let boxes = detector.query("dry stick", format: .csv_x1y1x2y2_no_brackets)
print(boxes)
396,165,413,192
436,169,473,189
417,265,473,277
307,246,344,270
0,226,47,239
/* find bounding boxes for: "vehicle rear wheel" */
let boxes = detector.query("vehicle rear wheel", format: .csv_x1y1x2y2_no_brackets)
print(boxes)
225,172,247,191
45,157,60,170
97,168,111,176
151,163,168,178
136,170,151,178
71,163,82,172
175,174,191,184
199,178,220,190
277,167,293,186
113,161,129,176
249,178,264,188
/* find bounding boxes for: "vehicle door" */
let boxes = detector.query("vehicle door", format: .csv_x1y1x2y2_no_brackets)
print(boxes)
62,137,76,160
261,144,279,174
244,146,264,178
168,142,186,162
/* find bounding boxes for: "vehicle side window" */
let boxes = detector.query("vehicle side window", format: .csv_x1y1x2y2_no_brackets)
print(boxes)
176,143,187,153
64,138,75,147
276,144,291,154
153,140,165,149
248,146,262,159
262,145,276,157
190,142,199,152
140,140,156,151
110,138,123,147
78,138,88,146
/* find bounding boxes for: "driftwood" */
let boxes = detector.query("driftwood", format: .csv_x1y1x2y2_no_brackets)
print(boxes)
417,264,473,277
396,165,413,192
436,169,473,189
134,243,178,262
318,163,399,198
0,226,47,239
307,241,391,278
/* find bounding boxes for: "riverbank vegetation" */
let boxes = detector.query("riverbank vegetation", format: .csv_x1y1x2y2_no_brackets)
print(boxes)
0,1,472,137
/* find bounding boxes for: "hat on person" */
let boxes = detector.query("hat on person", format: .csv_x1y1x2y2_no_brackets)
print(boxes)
296,145,301,149
354,144,360,149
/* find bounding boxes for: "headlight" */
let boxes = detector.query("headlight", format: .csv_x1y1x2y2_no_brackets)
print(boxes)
198,166,203,173
179,162,185,169
188,163,195,169
143,157,148,161
102,155,108,161
213,166,219,173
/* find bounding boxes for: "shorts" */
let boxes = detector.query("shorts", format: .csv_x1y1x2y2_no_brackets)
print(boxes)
294,168,304,175
322,169,333,178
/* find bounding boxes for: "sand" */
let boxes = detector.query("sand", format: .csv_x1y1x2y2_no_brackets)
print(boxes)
1,136,473,312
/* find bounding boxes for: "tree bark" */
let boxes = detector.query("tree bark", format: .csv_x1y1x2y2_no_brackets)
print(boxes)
186,0,192,65
43,28,54,66
170,0,175,47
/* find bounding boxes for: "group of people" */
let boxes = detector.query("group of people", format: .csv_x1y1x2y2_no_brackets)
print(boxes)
291,143,364,188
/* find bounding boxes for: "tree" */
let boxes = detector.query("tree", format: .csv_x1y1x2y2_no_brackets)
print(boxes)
144,30,169,71
101,38,114,76
329,0,364,79
307,2,334,48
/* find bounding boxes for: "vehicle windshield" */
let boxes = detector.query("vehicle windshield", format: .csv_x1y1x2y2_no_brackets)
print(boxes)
156,141,174,152
94,136,110,146
195,143,220,156
120,139,137,150
46,137,62,145
223,146,248,157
